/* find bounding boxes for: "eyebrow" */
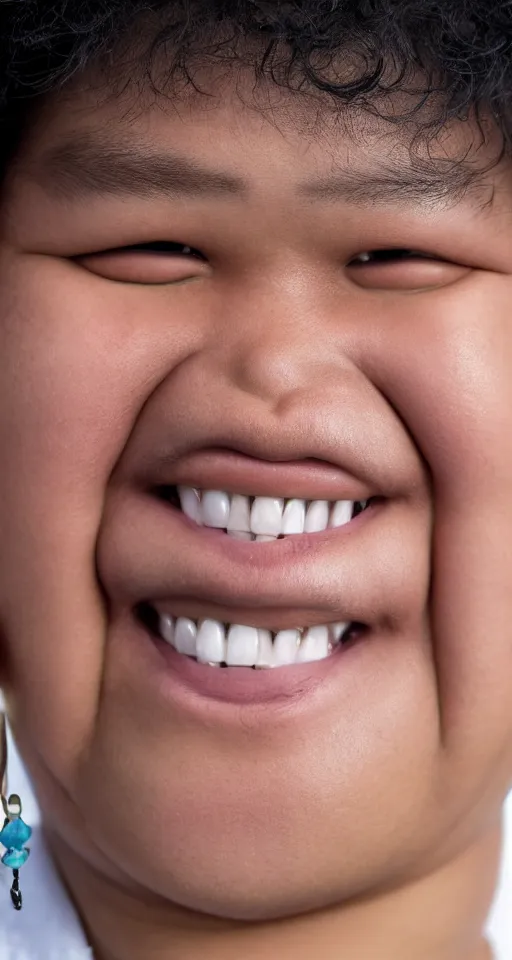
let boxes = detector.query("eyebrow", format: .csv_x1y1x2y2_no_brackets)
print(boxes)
32,136,483,209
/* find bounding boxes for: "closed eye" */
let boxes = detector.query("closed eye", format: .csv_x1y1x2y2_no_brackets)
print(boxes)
346,248,470,290
74,241,208,285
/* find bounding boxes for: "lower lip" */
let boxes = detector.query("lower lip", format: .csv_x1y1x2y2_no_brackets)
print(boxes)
132,618,365,712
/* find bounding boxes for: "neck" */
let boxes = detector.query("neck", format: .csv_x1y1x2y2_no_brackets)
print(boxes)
46,823,502,960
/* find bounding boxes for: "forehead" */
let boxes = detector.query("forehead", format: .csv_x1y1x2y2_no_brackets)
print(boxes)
7,61,512,226
15,65,504,187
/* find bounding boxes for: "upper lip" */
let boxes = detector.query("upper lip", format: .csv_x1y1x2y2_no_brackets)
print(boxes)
111,385,423,504
146,449,376,502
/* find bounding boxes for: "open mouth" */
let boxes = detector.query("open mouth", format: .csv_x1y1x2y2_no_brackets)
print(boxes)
136,602,365,669
129,483,377,672
157,485,373,541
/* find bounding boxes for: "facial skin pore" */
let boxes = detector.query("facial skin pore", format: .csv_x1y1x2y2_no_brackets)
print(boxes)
0,60,511,960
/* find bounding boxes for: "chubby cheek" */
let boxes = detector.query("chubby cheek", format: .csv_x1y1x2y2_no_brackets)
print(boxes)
0,255,185,777
370,272,512,789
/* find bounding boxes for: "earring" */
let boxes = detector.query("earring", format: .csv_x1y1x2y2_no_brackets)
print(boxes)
0,710,32,910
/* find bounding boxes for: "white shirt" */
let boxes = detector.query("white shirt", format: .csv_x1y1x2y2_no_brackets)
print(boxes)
1,722,511,959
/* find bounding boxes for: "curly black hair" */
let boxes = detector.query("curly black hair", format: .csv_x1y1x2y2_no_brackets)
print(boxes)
1,0,512,178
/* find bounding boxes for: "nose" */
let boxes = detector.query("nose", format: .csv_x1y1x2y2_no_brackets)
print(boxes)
211,263,354,410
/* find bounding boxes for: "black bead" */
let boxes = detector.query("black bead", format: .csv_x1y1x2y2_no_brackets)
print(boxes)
10,869,22,911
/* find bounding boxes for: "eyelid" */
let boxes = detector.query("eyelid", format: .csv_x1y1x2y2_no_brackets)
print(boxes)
74,241,209,285
346,252,469,291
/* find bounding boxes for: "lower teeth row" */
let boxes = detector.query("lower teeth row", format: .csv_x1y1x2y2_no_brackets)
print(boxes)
157,615,352,668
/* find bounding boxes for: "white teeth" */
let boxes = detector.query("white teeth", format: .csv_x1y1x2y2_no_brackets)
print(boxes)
250,497,284,536
196,619,226,664
174,617,197,656
201,491,231,528
255,628,274,668
331,622,350,642
226,624,259,666
158,614,352,668
176,487,368,537
160,614,175,645
178,486,202,525
273,629,301,666
304,500,330,533
329,500,353,528
296,625,329,662
282,498,306,534
227,494,251,533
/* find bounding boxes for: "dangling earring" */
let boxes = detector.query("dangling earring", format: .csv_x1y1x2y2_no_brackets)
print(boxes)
0,709,32,910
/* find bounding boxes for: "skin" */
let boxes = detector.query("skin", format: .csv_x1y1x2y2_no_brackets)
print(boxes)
0,51,511,960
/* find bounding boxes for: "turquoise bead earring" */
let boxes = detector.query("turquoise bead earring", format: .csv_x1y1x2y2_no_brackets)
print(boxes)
0,710,32,909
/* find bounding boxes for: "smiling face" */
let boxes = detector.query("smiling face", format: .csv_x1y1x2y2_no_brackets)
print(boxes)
0,64,512,926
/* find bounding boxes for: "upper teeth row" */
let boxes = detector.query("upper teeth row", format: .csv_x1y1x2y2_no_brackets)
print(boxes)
177,488,366,538
159,615,350,668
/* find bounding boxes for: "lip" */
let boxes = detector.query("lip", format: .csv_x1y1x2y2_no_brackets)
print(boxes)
138,448,378,502
100,465,424,723
100,488,408,628
130,613,368,714
149,599,352,633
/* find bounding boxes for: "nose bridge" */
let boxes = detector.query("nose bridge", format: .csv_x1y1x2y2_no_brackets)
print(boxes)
214,263,344,403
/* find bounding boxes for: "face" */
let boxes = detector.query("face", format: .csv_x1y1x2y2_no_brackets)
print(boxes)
0,62,512,921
